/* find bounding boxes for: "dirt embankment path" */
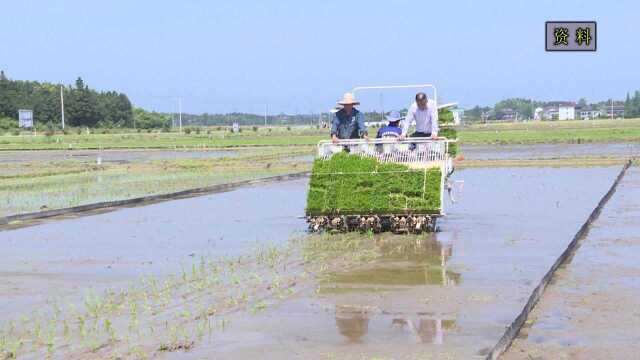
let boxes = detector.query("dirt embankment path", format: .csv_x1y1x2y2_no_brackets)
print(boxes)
503,166,640,360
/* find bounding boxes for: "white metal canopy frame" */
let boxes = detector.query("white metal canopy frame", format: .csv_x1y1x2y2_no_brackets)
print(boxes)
351,83,438,108
317,138,453,166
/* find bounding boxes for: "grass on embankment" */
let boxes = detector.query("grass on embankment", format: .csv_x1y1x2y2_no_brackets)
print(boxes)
2,118,640,150
459,118,640,144
0,128,326,151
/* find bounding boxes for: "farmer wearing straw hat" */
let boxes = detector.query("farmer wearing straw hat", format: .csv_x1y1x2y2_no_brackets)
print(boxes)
330,92,368,143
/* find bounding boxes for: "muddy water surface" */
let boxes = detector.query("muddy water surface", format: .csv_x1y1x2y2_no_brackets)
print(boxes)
0,165,629,358
164,166,623,359
0,180,307,318
462,143,638,160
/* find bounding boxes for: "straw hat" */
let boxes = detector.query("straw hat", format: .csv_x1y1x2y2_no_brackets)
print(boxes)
337,92,360,105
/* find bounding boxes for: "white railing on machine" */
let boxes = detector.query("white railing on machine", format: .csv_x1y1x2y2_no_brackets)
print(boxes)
317,138,454,168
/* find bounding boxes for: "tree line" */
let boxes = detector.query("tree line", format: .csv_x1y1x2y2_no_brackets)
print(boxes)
624,91,640,118
0,71,133,129
180,110,410,127
3,70,639,132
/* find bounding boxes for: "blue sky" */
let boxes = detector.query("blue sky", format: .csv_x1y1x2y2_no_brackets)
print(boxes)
1,1,638,114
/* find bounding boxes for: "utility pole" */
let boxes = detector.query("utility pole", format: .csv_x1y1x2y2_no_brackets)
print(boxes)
610,99,613,120
531,101,534,121
60,85,65,129
178,97,183,133
264,104,268,127
380,93,384,123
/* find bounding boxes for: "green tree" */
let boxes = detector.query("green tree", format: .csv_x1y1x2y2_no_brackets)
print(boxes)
65,78,100,127
624,90,640,118
0,73,134,128
577,98,587,108
494,98,536,119
132,107,170,129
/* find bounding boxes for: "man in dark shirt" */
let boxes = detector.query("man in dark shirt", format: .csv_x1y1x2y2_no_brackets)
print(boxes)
330,92,368,143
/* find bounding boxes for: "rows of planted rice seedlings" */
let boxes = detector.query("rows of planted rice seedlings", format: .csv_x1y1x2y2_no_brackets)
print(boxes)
0,231,394,359
0,129,327,150
0,243,305,359
1,155,311,216
306,152,442,216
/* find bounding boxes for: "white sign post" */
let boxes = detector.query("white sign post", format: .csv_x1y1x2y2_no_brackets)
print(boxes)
18,109,34,128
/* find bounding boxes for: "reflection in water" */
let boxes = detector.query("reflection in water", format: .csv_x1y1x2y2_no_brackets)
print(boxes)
335,305,372,343
377,235,459,287
334,305,457,344
391,317,456,344
321,235,460,293
330,235,459,344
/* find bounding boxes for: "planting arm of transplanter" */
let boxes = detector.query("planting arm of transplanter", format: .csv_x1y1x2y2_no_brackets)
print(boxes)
305,83,461,234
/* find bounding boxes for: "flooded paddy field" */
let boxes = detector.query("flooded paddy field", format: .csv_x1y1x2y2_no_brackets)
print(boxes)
503,165,640,360
461,143,638,160
0,180,307,319
2,142,635,166
2,143,632,216
0,164,626,358
174,166,622,359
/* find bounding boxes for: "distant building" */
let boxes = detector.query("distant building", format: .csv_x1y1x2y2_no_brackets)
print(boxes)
542,101,575,120
558,105,575,120
450,108,464,125
542,106,558,120
576,106,601,120
534,107,544,120
605,103,625,118
499,108,517,121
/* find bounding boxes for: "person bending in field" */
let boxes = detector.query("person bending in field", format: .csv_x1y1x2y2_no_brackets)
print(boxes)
330,92,368,143
399,92,439,140
376,110,403,138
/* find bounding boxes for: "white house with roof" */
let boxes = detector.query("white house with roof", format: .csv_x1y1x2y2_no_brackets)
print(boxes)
576,106,601,120
558,104,575,120
543,101,576,120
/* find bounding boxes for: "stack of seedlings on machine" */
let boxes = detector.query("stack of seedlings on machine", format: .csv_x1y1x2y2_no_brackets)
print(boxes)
306,152,442,233
438,107,459,157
